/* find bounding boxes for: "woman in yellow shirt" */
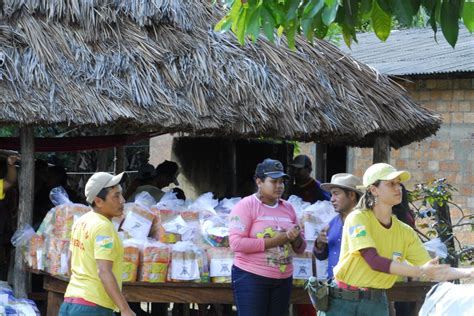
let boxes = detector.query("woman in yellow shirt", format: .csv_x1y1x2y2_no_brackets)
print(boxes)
320,163,474,316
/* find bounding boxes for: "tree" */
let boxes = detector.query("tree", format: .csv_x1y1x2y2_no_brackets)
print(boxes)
215,0,474,48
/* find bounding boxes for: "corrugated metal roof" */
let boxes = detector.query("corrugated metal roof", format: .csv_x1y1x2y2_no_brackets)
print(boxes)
340,26,474,76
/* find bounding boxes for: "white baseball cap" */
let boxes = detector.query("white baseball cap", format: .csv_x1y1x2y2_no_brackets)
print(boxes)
85,172,125,204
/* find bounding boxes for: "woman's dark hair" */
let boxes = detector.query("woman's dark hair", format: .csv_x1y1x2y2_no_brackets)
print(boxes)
355,180,381,210
91,186,112,207
392,184,416,227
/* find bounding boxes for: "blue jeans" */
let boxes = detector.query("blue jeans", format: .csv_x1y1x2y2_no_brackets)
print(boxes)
232,265,292,316
318,291,389,316
59,302,114,316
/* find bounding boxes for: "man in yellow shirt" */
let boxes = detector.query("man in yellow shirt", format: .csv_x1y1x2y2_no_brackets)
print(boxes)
59,172,135,316
0,155,19,200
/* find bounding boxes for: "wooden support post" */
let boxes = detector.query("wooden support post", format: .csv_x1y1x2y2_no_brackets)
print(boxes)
13,127,35,298
229,140,237,196
115,146,126,174
373,136,391,163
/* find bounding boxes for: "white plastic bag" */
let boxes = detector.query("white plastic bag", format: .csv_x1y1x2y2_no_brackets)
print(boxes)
423,238,448,259
11,225,35,247
419,282,474,316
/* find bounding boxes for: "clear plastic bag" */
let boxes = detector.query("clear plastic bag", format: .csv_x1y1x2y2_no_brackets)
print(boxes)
150,193,186,242
206,247,233,283
423,238,448,259
122,238,142,282
170,241,208,283
121,203,155,239
139,239,171,283
301,201,336,241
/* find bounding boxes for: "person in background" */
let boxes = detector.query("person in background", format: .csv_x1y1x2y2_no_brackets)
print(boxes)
286,154,329,316
59,172,135,316
155,160,180,190
127,163,164,203
287,155,330,203
0,155,19,200
313,173,362,279
229,158,306,316
321,163,474,316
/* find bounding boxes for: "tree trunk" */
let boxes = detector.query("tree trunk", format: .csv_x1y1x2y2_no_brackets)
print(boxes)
373,136,391,163
434,203,458,267
13,127,35,298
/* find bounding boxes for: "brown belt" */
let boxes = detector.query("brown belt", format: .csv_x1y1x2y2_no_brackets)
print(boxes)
329,286,386,301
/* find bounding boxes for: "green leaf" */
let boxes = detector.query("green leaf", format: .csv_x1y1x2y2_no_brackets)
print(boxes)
322,2,339,25
325,0,337,6
303,0,325,19
314,10,329,39
360,0,373,18
286,20,297,49
463,2,474,32
440,0,461,48
286,0,300,20
235,7,249,45
246,7,262,41
376,0,393,14
261,6,276,41
214,17,233,33
372,0,392,41
393,0,415,25
301,18,315,41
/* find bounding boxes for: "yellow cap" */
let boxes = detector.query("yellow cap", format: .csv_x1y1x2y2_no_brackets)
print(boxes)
362,163,410,187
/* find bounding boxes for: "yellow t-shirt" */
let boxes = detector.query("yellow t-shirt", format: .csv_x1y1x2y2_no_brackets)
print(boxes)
0,179,4,200
333,209,430,289
65,211,123,310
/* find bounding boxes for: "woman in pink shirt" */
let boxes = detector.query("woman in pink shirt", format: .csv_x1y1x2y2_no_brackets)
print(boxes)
229,158,306,316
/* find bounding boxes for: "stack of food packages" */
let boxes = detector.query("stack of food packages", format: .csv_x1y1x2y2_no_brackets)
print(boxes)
119,193,240,284
27,199,90,276
291,197,337,281
0,281,40,315
287,195,314,285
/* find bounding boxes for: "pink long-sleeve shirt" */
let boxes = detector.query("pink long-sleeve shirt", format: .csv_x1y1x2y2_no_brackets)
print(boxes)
229,195,306,279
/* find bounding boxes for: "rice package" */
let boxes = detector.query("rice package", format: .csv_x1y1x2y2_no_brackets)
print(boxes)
122,239,141,282
54,204,90,240
139,239,171,283
47,237,70,276
29,234,46,271
292,252,314,286
51,187,90,240
206,247,234,283
169,241,208,283
150,192,186,243
121,203,154,239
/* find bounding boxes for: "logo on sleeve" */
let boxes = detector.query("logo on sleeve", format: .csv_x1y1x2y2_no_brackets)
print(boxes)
349,225,367,238
96,235,113,249
392,252,403,263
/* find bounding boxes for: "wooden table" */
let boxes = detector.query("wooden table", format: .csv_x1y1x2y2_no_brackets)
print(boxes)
42,274,435,316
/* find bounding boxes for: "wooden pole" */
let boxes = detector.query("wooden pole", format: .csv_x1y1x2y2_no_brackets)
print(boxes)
373,136,391,163
229,140,237,196
115,146,126,174
13,126,35,298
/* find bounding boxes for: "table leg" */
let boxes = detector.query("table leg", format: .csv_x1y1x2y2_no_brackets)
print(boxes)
47,290,64,316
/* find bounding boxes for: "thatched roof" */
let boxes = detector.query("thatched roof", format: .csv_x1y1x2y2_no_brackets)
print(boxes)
0,1,441,148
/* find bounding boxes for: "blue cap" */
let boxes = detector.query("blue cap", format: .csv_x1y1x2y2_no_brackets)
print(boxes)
255,159,289,179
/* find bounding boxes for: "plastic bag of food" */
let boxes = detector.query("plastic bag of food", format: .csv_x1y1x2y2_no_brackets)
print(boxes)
47,237,70,276
122,239,141,282
215,197,241,215
292,252,314,286
183,193,218,242
139,239,171,283
287,195,312,223
28,234,46,270
36,208,55,237
201,214,229,247
169,241,207,283
150,192,185,242
49,186,71,207
54,203,90,240
206,247,234,283
121,203,155,239
301,201,336,241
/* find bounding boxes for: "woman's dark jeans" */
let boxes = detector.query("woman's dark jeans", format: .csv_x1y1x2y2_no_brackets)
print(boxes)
232,265,292,316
